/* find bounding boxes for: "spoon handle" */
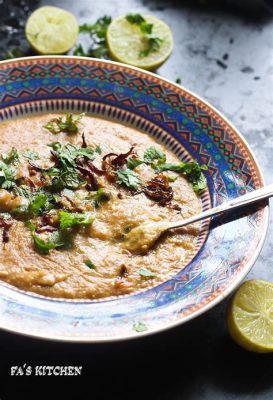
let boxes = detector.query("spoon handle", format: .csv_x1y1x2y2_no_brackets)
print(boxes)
167,183,273,231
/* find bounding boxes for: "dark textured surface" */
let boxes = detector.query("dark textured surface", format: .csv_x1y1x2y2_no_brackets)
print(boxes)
0,1,273,399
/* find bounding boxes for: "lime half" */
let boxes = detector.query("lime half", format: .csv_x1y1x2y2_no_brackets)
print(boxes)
25,6,79,55
227,280,273,353
107,15,173,70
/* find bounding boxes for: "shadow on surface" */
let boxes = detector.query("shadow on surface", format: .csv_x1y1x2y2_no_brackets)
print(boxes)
0,299,272,400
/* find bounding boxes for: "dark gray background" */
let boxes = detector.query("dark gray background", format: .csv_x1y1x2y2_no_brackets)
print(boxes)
0,1,273,399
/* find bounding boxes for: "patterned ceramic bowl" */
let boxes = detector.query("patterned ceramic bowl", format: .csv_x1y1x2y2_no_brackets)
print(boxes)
0,56,268,342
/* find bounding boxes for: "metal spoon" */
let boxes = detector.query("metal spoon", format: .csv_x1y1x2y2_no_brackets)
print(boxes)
122,183,273,253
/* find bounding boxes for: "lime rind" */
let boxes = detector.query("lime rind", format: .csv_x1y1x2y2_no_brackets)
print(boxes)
227,280,273,353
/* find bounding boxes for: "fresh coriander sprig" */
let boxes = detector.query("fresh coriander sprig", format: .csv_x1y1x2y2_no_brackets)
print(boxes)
74,16,112,59
116,169,141,191
125,13,163,57
44,112,85,134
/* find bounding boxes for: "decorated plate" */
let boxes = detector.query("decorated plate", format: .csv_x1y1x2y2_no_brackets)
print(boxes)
0,56,268,342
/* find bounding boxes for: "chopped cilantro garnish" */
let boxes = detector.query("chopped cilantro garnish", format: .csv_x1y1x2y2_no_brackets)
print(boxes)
59,211,94,230
85,259,96,269
167,175,177,182
116,169,141,190
133,321,148,333
0,161,16,190
4,48,25,59
2,147,19,165
127,157,144,170
25,220,65,255
125,13,163,57
32,232,65,255
44,113,85,134
155,161,208,192
126,13,145,25
138,268,157,278
30,193,54,216
74,16,112,59
144,146,166,165
91,188,111,208
175,77,182,84
23,149,39,161
139,35,163,57
44,141,100,191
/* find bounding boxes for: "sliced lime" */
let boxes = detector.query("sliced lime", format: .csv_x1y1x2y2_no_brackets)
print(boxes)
107,15,173,70
227,280,273,353
25,6,79,55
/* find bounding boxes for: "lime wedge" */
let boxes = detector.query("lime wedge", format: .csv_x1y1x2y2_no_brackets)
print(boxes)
227,280,273,353
25,6,79,55
106,15,173,70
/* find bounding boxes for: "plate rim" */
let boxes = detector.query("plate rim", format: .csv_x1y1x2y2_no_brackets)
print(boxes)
0,55,269,342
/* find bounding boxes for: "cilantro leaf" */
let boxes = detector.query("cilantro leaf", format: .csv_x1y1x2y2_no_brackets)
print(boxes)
25,220,65,255
85,259,96,269
74,16,112,59
30,193,54,216
2,147,19,164
125,13,163,57
126,14,145,24
138,268,157,277
44,141,100,191
23,149,39,161
144,146,166,164
32,233,63,255
133,321,148,333
127,157,144,170
90,188,111,208
116,169,141,190
139,36,163,57
0,161,16,190
59,211,94,230
155,161,208,192
44,113,85,134
125,13,153,34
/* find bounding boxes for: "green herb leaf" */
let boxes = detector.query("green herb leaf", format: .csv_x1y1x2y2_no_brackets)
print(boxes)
44,113,85,134
125,13,163,58
2,147,19,164
44,141,100,191
91,188,111,208
175,77,182,84
144,146,166,164
74,16,112,59
23,149,39,161
25,220,36,232
25,220,68,254
126,14,145,24
138,268,157,278
59,211,94,230
139,35,163,57
133,321,148,333
30,193,54,216
4,48,25,60
127,157,144,170
167,175,177,182
126,14,153,34
0,161,16,190
85,259,96,269
116,169,141,190
32,231,65,255
155,161,208,192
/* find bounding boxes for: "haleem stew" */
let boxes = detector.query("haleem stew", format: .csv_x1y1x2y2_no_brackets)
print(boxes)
0,113,207,299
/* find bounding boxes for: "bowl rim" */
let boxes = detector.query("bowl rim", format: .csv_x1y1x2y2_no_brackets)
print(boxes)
0,55,269,342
